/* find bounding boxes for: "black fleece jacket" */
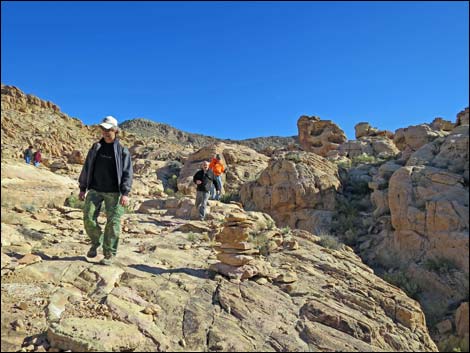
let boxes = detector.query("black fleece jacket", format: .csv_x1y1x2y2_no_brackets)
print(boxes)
193,169,219,193
79,138,133,196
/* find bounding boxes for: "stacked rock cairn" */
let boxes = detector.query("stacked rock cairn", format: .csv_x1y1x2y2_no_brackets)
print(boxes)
209,212,260,280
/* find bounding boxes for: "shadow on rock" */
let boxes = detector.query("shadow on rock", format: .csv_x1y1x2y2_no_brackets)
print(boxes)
128,264,213,279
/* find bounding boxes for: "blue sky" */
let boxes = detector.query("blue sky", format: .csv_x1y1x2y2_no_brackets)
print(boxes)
2,1,468,140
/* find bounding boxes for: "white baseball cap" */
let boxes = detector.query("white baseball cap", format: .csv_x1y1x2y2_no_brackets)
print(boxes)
99,116,118,129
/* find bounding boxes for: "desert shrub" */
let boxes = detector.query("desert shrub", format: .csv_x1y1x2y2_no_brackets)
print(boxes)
350,180,371,196
220,192,241,204
438,335,468,353
351,153,378,166
423,303,449,329
331,197,363,246
266,219,275,230
336,159,352,169
249,232,270,256
165,188,175,197
318,234,342,250
285,152,302,163
280,226,291,235
314,228,342,250
382,271,421,299
23,204,38,213
167,174,178,191
374,249,403,270
64,194,84,210
187,233,198,242
423,257,459,274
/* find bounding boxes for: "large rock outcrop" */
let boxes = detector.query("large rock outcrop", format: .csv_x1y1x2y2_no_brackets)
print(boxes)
240,151,341,232
297,115,347,157
1,161,77,209
393,117,454,161
361,109,469,350
177,142,269,196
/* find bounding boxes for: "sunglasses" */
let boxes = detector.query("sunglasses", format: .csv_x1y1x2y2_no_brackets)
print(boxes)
100,126,114,132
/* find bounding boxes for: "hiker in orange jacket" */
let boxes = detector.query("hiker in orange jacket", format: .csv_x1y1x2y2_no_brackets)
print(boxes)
209,154,225,200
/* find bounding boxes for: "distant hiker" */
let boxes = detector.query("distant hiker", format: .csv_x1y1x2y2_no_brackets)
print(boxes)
33,149,42,167
208,154,225,200
78,115,133,265
193,161,219,221
23,145,33,164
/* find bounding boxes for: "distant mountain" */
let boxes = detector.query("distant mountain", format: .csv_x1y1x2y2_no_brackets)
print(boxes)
119,118,219,147
235,135,299,152
120,118,298,152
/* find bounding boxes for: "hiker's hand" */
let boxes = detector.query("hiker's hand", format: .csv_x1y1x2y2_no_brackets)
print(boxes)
79,191,86,201
196,180,202,185
120,195,129,206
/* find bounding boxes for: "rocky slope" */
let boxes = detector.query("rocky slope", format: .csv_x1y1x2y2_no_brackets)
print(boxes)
1,161,438,352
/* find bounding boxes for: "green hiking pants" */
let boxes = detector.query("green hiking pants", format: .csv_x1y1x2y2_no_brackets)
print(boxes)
83,189,124,257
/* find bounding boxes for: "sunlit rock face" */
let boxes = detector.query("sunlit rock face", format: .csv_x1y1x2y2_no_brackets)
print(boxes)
297,115,347,157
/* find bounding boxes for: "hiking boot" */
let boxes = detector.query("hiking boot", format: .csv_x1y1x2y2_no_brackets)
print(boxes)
100,254,114,266
86,245,99,258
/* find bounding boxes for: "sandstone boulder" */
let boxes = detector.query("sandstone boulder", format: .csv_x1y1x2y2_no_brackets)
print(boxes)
297,115,347,157
240,151,341,232
177,142,269,196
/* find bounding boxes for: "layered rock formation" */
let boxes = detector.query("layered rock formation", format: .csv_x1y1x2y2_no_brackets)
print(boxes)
177,142,269,196
337,122,400,159
210,212,260,280
359,109,469,351
393,117,454,161
1,161,438,351
240,151,341,233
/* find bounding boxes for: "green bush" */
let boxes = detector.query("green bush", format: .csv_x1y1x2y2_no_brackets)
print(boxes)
165,188,175,196
331,198,362,246
424,303,448,329
382,271,421,300
220,192,241,204
187,233,198,242
168,174,178,190
423,257,459,274
266,219,275,230
315,228,342,250
249,232,271,256
285,152,302,163
351,153,378,166
64,194,85,210
437,334,468,352
338,162,352,170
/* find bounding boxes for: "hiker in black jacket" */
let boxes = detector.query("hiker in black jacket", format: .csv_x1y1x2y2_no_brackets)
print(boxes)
193,161,219,221
78,115,133,265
